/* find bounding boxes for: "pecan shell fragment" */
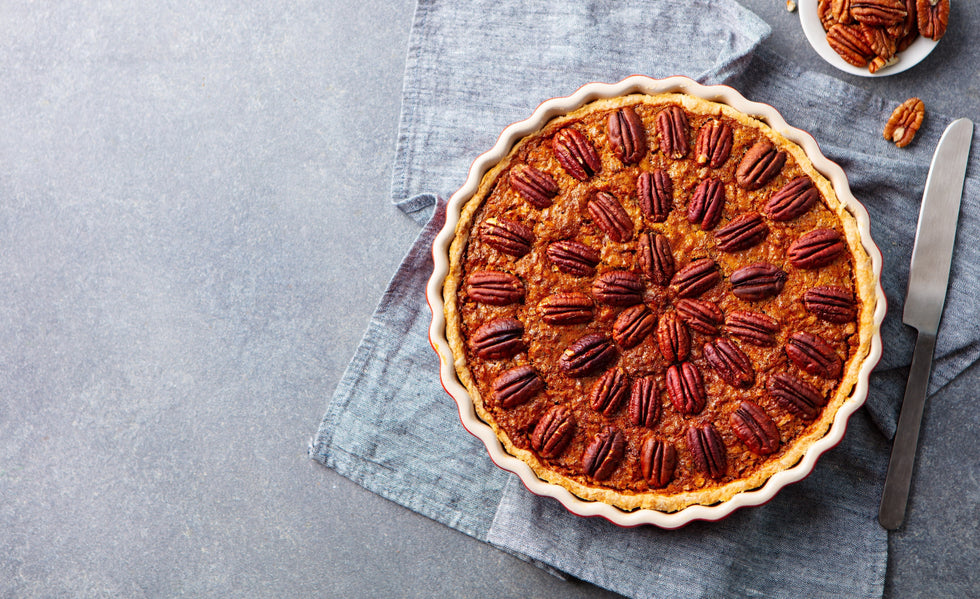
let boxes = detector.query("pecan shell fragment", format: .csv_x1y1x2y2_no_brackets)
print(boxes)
582,426,626,481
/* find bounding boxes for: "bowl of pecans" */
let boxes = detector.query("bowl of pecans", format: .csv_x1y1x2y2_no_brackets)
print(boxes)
799,0,948,77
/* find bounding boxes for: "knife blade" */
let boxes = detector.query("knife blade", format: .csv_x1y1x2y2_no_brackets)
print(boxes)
879,118,974,530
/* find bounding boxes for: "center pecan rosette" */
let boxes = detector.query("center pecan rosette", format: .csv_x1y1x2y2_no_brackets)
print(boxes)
444,93,873,513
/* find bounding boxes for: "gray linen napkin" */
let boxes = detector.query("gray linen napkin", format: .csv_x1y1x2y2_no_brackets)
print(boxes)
312,1,980,597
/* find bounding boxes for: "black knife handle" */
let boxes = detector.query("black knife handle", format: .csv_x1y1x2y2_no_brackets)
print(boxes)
878,331,937,530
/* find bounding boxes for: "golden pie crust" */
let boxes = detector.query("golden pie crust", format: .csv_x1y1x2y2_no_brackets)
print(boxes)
444,93,877,513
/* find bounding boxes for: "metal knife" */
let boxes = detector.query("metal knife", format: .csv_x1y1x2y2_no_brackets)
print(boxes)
879,118,974,530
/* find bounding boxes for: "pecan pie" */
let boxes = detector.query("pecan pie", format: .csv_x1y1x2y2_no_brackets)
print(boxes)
443,93,877,512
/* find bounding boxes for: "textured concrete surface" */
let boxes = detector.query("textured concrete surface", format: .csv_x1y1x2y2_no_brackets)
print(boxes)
0,1,976,597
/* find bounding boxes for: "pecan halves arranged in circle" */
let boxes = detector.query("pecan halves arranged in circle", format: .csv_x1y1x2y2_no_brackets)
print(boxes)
695,120,734,168
674,298,724,335
546,239,600,276
582,426,626,481
804,285,858,323
788,228,847,268
671,258,721,299
509,165,559,209
613,304,657,349
592,270,644,306
637,169,673,222
640,436,677,489
687,178,726,230
725,310,780,346
466,270,524,305
764,176,820,221
767,373,828,420
666,361,706,415
560,333,617,377
492,365,544,409
540,292,595,325
656,106,690,159
786,331,843,379
736,139,787,190
704,338,755,388
657,311,691,363
629,375,661,428
530,405,576,459
715,212,769,252
607,105,648,165
637,232,675,286
553,127,601,181
729,263,788,301
884,97,924,148
480,217,534,257
470,317,525,360
588,191,633,242
730,401,781,455
687,423,727,480
589,368,631,416
917,0,949,41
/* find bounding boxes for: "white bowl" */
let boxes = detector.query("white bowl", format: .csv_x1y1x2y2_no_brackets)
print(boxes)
798,0,939,77
426,75,886,528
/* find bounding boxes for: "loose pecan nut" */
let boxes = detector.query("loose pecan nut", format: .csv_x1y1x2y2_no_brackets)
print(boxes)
831,0,853,23
826,23,875,67
730,401,781,455
553,127,601,181
687,178,726,230
764,176,820,221
607,106,648,164
851,0,907,27
884,97,924,148
767,373,827,419
637,231,675,286
509,165,559,209
788,228,846,268
592,270,644,306
666,362,706,415
786,331,843,379
656,106,690,159
480,217,534,257
804,285,858,323
686,424,727,480
613,304,657,349
492,365,544,409
560,333,617,377
725,310,780,346
657,311,691,363
466,270,524,305
704,338,755,388
629,376,661,428
470,317,524,360
531,405,575,458
589,368,630,416
582,426,626,481
729,263,787,301
540,292,595,325
695,120,734,168
637,169,673,222
546,239,600,276
674,298,724,335
861,23,898,60
671,258,720,299
715,212,769,252
588,191,633,242
819,0,837,30
917,0,949,40
640,436,677,489
736,139,787,190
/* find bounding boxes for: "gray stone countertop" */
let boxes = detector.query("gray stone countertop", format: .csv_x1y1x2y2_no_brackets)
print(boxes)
1,1,977,597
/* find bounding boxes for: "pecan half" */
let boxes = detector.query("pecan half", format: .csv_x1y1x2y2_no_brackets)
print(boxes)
715,212,769,252
861,23,898,60
553,127,601,181
764,176,820,221
887,0,917,38
531,405,575,458
674,298,724,335
560,333,617,377
546,239,600,276
466,271,524,305
470,317,524,360
592,270,644,306
666,362,706,415
492,365,544,408
736,139,787,190
656,106,690,159
582,426,626,481
884,97,924,148
589,368,630,416
819,0,837,30
851,0,907,27
480,217,533,257
831,0,853,23
786,331,843,379
725,310,780,346
917,0,949,40
686,424,727,480
509,165,559,209
730,401,781,455
637,169,673,222
637,231,675,286
767,373,827,419
671,258,720,299
703,338,755,388
629,376,661,428
788,228,846,268
540,292,595,325
804,286,858,323
607,106,648,164
613,304,657,349
657,311,691,363
588,191,633,242
640,436,677,489
826,23,875,67
729,263,787,301
687,178,726,230
695,120,734,168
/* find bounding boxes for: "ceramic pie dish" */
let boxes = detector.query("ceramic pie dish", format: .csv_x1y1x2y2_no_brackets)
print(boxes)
427,75,885,528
